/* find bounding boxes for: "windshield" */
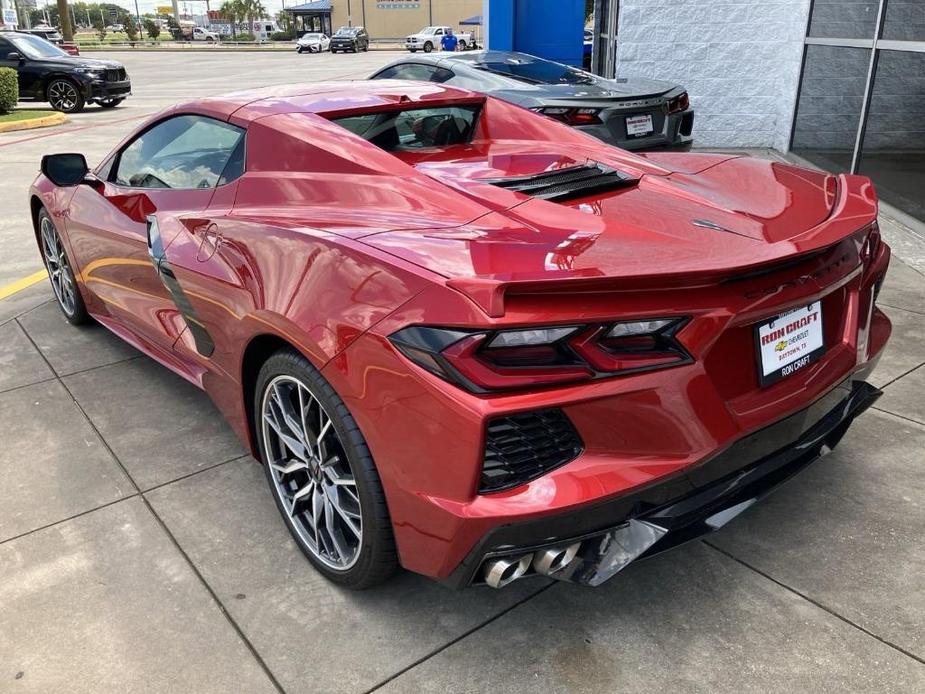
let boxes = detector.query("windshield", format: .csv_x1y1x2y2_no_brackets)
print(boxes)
302,33,323,39
332,105,480,151
335,27,358,36
474,54,596,85
7,33,68,59
420,27,438,34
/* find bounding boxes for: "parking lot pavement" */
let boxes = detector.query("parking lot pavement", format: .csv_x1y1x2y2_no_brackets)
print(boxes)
1,53,925,693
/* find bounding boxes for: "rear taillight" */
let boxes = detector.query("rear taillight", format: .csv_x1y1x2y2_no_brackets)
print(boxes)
532,106,603,125
667,92,690,114
389,318,691,392
860,221,881,266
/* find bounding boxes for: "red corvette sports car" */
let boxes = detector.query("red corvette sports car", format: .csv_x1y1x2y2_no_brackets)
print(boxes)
31,81,891,590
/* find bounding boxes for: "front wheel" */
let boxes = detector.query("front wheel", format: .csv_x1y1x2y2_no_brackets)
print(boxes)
423,41,433,53
47,79,84,113
255,349,398,589
297,45,304,53
409,48,417,53
38,208,90,325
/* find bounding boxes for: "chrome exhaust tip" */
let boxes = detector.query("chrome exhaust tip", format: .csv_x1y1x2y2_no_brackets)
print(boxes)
532,542,581,576
483,553,533,589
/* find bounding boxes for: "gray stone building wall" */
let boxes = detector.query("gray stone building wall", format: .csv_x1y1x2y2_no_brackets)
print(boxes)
615,0,811,150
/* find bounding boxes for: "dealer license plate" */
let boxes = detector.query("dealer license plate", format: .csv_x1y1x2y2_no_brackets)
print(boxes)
755,302,825,387
626,114,654,138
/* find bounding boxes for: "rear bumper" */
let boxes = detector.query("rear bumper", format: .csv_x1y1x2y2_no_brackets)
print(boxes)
444,375,882,588
577,107,694,151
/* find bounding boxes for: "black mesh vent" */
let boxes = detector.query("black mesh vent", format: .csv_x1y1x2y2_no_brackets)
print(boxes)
483,162,637,202
481,409,584,493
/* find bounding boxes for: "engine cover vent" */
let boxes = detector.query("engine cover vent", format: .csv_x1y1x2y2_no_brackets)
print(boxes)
483,162,638,202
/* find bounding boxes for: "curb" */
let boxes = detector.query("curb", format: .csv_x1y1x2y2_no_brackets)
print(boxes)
0,112,67,134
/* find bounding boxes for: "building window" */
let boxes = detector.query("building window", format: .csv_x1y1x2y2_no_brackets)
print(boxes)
793,0,925,222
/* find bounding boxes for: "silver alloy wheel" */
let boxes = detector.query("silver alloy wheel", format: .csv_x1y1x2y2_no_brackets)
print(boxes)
40,217,77,316
261,375,363,570
48,80,79,112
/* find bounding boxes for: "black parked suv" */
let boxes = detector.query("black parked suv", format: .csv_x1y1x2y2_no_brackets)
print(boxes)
0,32,131,113
331,26,369,53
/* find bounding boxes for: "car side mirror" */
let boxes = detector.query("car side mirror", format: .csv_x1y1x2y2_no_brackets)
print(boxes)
41,153,90,187
7,51,23,62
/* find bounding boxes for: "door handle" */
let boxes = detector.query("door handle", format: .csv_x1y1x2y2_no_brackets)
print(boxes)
196,224,223,262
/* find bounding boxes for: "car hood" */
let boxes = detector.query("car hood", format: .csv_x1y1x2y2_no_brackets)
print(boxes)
359,148,867,293
39,56,123,69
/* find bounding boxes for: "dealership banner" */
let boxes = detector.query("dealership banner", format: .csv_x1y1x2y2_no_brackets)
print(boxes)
1,7,18,28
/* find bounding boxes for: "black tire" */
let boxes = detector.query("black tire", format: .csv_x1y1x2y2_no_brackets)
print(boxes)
254,348,398,589
47,78,85,113
423,41,433,53
409,48,417,53
351,43,357,52
37,207,91,325
98,98,123,108
297,45,304,53
362,43,368,52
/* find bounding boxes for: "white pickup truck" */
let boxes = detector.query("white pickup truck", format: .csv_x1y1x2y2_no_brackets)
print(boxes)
191,26,220,42
405,26,474,53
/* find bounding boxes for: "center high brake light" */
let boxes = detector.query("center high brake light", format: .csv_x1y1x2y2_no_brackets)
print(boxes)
389,319,691,392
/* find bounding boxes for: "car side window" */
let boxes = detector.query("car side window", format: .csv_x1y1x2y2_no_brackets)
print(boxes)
113,115,245,190
373,64,453,83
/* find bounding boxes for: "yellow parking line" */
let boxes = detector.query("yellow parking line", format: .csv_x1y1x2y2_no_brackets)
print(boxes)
0,269,48,301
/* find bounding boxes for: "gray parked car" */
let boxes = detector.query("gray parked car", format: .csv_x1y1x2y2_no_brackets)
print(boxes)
370,51,694,151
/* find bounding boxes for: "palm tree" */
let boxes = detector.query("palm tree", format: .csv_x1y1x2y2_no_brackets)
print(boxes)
218,0,244,38
240,0,267,33
56,0,73,41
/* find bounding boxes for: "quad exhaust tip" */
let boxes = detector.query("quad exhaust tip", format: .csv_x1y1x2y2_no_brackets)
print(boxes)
483,541,582,588
532,542,581,576
483,553,533,589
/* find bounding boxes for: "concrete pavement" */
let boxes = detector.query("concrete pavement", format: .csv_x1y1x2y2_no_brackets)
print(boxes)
1,51,924,693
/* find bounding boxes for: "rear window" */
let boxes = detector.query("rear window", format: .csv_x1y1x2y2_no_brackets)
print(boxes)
331,105,479,151
475,54,595,86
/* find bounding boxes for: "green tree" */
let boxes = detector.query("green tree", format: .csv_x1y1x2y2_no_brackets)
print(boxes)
219,0,244,39
144,18,160,40
240,0,267,32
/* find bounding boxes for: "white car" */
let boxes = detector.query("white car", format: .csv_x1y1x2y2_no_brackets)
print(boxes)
296,32,330,53
405,26,473,53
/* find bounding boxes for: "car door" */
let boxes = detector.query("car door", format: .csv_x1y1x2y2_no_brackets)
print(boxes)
0,36,26,97
65,114,246,353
